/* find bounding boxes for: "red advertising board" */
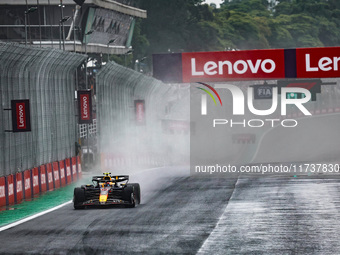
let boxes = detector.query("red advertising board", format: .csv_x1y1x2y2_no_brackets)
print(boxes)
11,99,31,132
15,172,23,203
32,167,40,195
65,158,72,184
77,156,82,179
46,163,53,191
40,165,47,193
135,100,145,125
296,47,340,78
77,90,92,124
52,162,60,189
182,49,286,82
23,170,32,199
0,177,6,207
153,46,340,83
7,175,14,205
59,160,66,187
71,157,78,181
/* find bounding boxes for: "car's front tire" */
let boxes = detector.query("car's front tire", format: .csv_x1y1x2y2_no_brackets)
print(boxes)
73,187,86,209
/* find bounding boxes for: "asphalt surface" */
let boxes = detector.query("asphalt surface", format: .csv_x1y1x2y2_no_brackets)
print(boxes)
1,168,340,254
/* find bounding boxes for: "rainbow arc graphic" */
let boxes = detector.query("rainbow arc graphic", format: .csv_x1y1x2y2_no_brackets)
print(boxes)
196,82,222,106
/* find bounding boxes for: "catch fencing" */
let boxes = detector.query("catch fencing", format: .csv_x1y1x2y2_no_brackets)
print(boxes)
0,42,86,177
96,61,190,170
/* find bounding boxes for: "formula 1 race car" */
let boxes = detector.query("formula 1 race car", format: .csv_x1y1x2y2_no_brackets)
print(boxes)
73,173,141,209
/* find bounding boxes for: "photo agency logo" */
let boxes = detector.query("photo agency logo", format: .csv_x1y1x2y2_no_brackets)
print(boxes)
196,82,312,128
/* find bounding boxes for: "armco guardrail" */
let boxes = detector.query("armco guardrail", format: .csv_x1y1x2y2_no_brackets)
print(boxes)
96,61,190,170
0,42,86,176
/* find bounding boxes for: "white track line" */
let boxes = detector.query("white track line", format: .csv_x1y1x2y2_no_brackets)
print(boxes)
197,178,240,254
0,200,72,232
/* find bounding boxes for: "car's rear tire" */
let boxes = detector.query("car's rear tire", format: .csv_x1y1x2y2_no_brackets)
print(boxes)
130,183,141,204
74,187,85,209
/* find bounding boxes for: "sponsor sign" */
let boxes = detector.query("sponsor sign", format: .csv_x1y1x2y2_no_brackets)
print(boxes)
59,160,66,187
135,100,145,125
7,175,14,205
11,99,31,132
40,165,47,193
182,50,285,83
296,47,340,78
254,85,273,100
32,167,40,195
23,170,32,199
46,163,53,191
52,162,60,189
0,177,5,207
77,91,92,124
77,156,82,179
15,172,23,203
65,158,72,183
161,120,190,134
71,157,78,181
153,47,340,83
277,79,321,101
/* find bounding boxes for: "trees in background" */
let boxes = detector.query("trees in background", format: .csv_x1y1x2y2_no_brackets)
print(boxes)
129,0,340,69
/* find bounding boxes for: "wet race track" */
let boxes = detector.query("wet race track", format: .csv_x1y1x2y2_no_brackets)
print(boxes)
1,167,340,254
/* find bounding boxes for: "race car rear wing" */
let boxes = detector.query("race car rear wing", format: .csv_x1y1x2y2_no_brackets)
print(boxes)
92,175,129,183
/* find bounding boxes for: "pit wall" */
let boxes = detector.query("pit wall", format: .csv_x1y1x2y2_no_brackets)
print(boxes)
0,156,82,208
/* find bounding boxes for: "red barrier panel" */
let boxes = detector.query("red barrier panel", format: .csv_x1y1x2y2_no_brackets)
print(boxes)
15,172,23,203
0,177,6,207
65,158,72,184
46,163,53,191
7,175,14,205
59,161,66,187
77,156,82,179
71,157,77,181
40,165,47,193
52,162,60,189
32,167,40,195
23,170,32,199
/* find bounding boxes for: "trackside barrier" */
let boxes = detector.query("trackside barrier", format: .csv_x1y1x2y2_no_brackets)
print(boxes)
0,158,82,208
77,156,82,179
0,177,5,207
32,167,40,196
6,175,14,205
46,163,53,191
52,162,60,189
71,157,77,181
65,159,72,184
101,153,166,171
59,160,66,187
15,172,23,203
39,165,47,193
23,170,32,199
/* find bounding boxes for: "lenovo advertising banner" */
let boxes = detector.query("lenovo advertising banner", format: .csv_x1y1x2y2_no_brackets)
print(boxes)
182,49,286,83
11,99,31,132
77,90,92,124
135,100,145,125
153,46,340,83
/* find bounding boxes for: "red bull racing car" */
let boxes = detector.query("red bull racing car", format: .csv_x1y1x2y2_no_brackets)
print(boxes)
73,173,141,209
